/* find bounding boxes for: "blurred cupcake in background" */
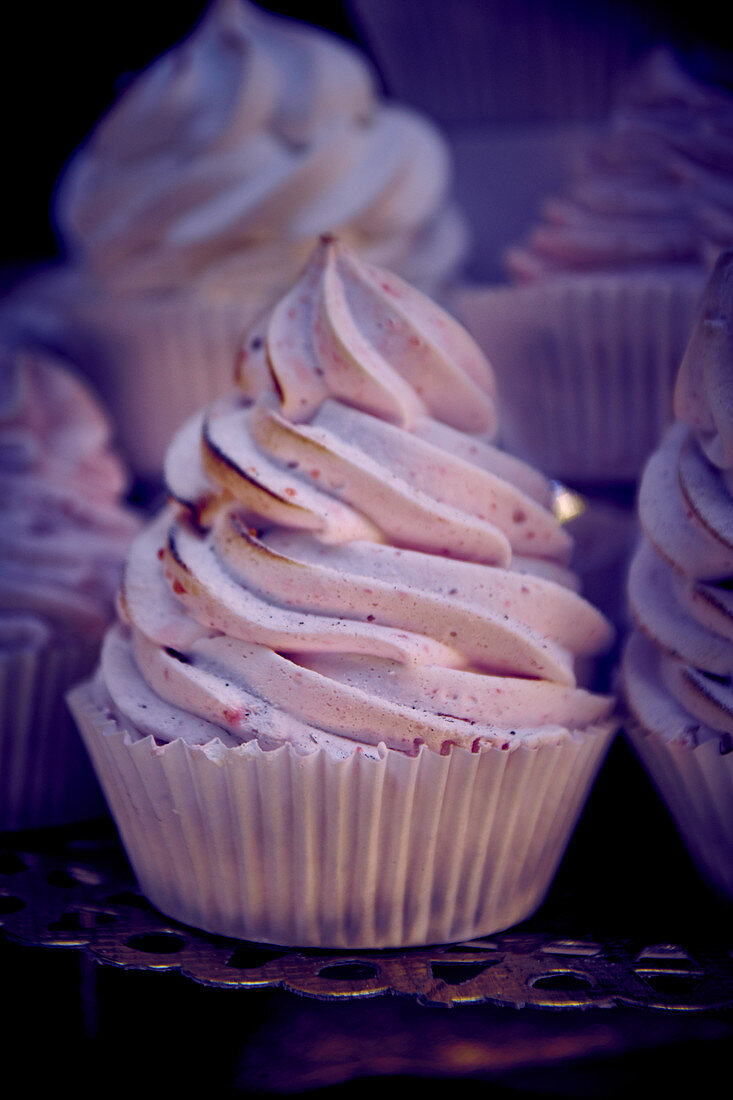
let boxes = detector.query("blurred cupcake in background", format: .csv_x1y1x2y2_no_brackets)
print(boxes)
7,0,467,480
349,0,672,291
455,49,733,491
505,49,733,283
0,346,140,830
451,48,733,634
623,248,733,900
454,265,705,490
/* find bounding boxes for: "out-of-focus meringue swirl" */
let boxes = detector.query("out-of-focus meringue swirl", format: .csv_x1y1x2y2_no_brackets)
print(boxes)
505,49,733,283
0,349,141,640
624,248,733,746
54,0,466,301
98,238,615,758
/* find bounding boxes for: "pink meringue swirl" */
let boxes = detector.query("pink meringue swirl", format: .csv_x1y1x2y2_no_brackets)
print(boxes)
624,248,733,747
0,348,140,641
506,49,733,282
95,238,616,758
54,0,466,301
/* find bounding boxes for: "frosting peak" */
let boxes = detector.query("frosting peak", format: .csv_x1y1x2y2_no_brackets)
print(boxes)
236,236,496,433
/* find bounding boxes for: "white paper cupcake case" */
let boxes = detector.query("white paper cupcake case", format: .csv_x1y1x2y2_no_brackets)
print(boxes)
69,681,616,948
625,722,733,900
65,295,261,479
453,270,705,483
0,640,105,831
349,0,654,125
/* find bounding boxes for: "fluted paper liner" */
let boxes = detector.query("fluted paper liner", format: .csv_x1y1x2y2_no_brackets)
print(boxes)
454,270,705,482
626,722,733,899
65,295,262,478
69,680,616,947
349,0,649,124
0,640,105,830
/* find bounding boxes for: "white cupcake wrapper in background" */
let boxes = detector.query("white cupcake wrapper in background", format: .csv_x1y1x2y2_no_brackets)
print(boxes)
69,681,616,948
349,0,655,125
453,270,705,484
625,723,733,900
62,295,260,479
0,640,106,831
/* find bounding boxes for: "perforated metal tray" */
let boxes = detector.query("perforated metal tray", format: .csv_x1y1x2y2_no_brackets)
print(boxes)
1,802,731,1011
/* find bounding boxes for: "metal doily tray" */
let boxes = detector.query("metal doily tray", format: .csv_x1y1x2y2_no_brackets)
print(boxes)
1,814,731,1012
2,736,733,1095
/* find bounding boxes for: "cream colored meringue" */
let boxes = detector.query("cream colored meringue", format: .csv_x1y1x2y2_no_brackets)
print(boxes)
625,249,733,745
54,0,467,301
95,238,615,758
0,348,140,639
505,49,733,282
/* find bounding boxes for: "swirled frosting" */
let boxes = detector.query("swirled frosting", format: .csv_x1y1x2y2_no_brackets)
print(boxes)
505,49,733,282
54,0,466,301
0,348,141,641
95,237,615,758
624,248,733,747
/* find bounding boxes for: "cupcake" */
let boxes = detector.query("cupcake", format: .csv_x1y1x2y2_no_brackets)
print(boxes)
504,49,733,283
68,237,617,948
623,248,733,900
10,0,467,479
453,49,731,487
0,346,140,830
